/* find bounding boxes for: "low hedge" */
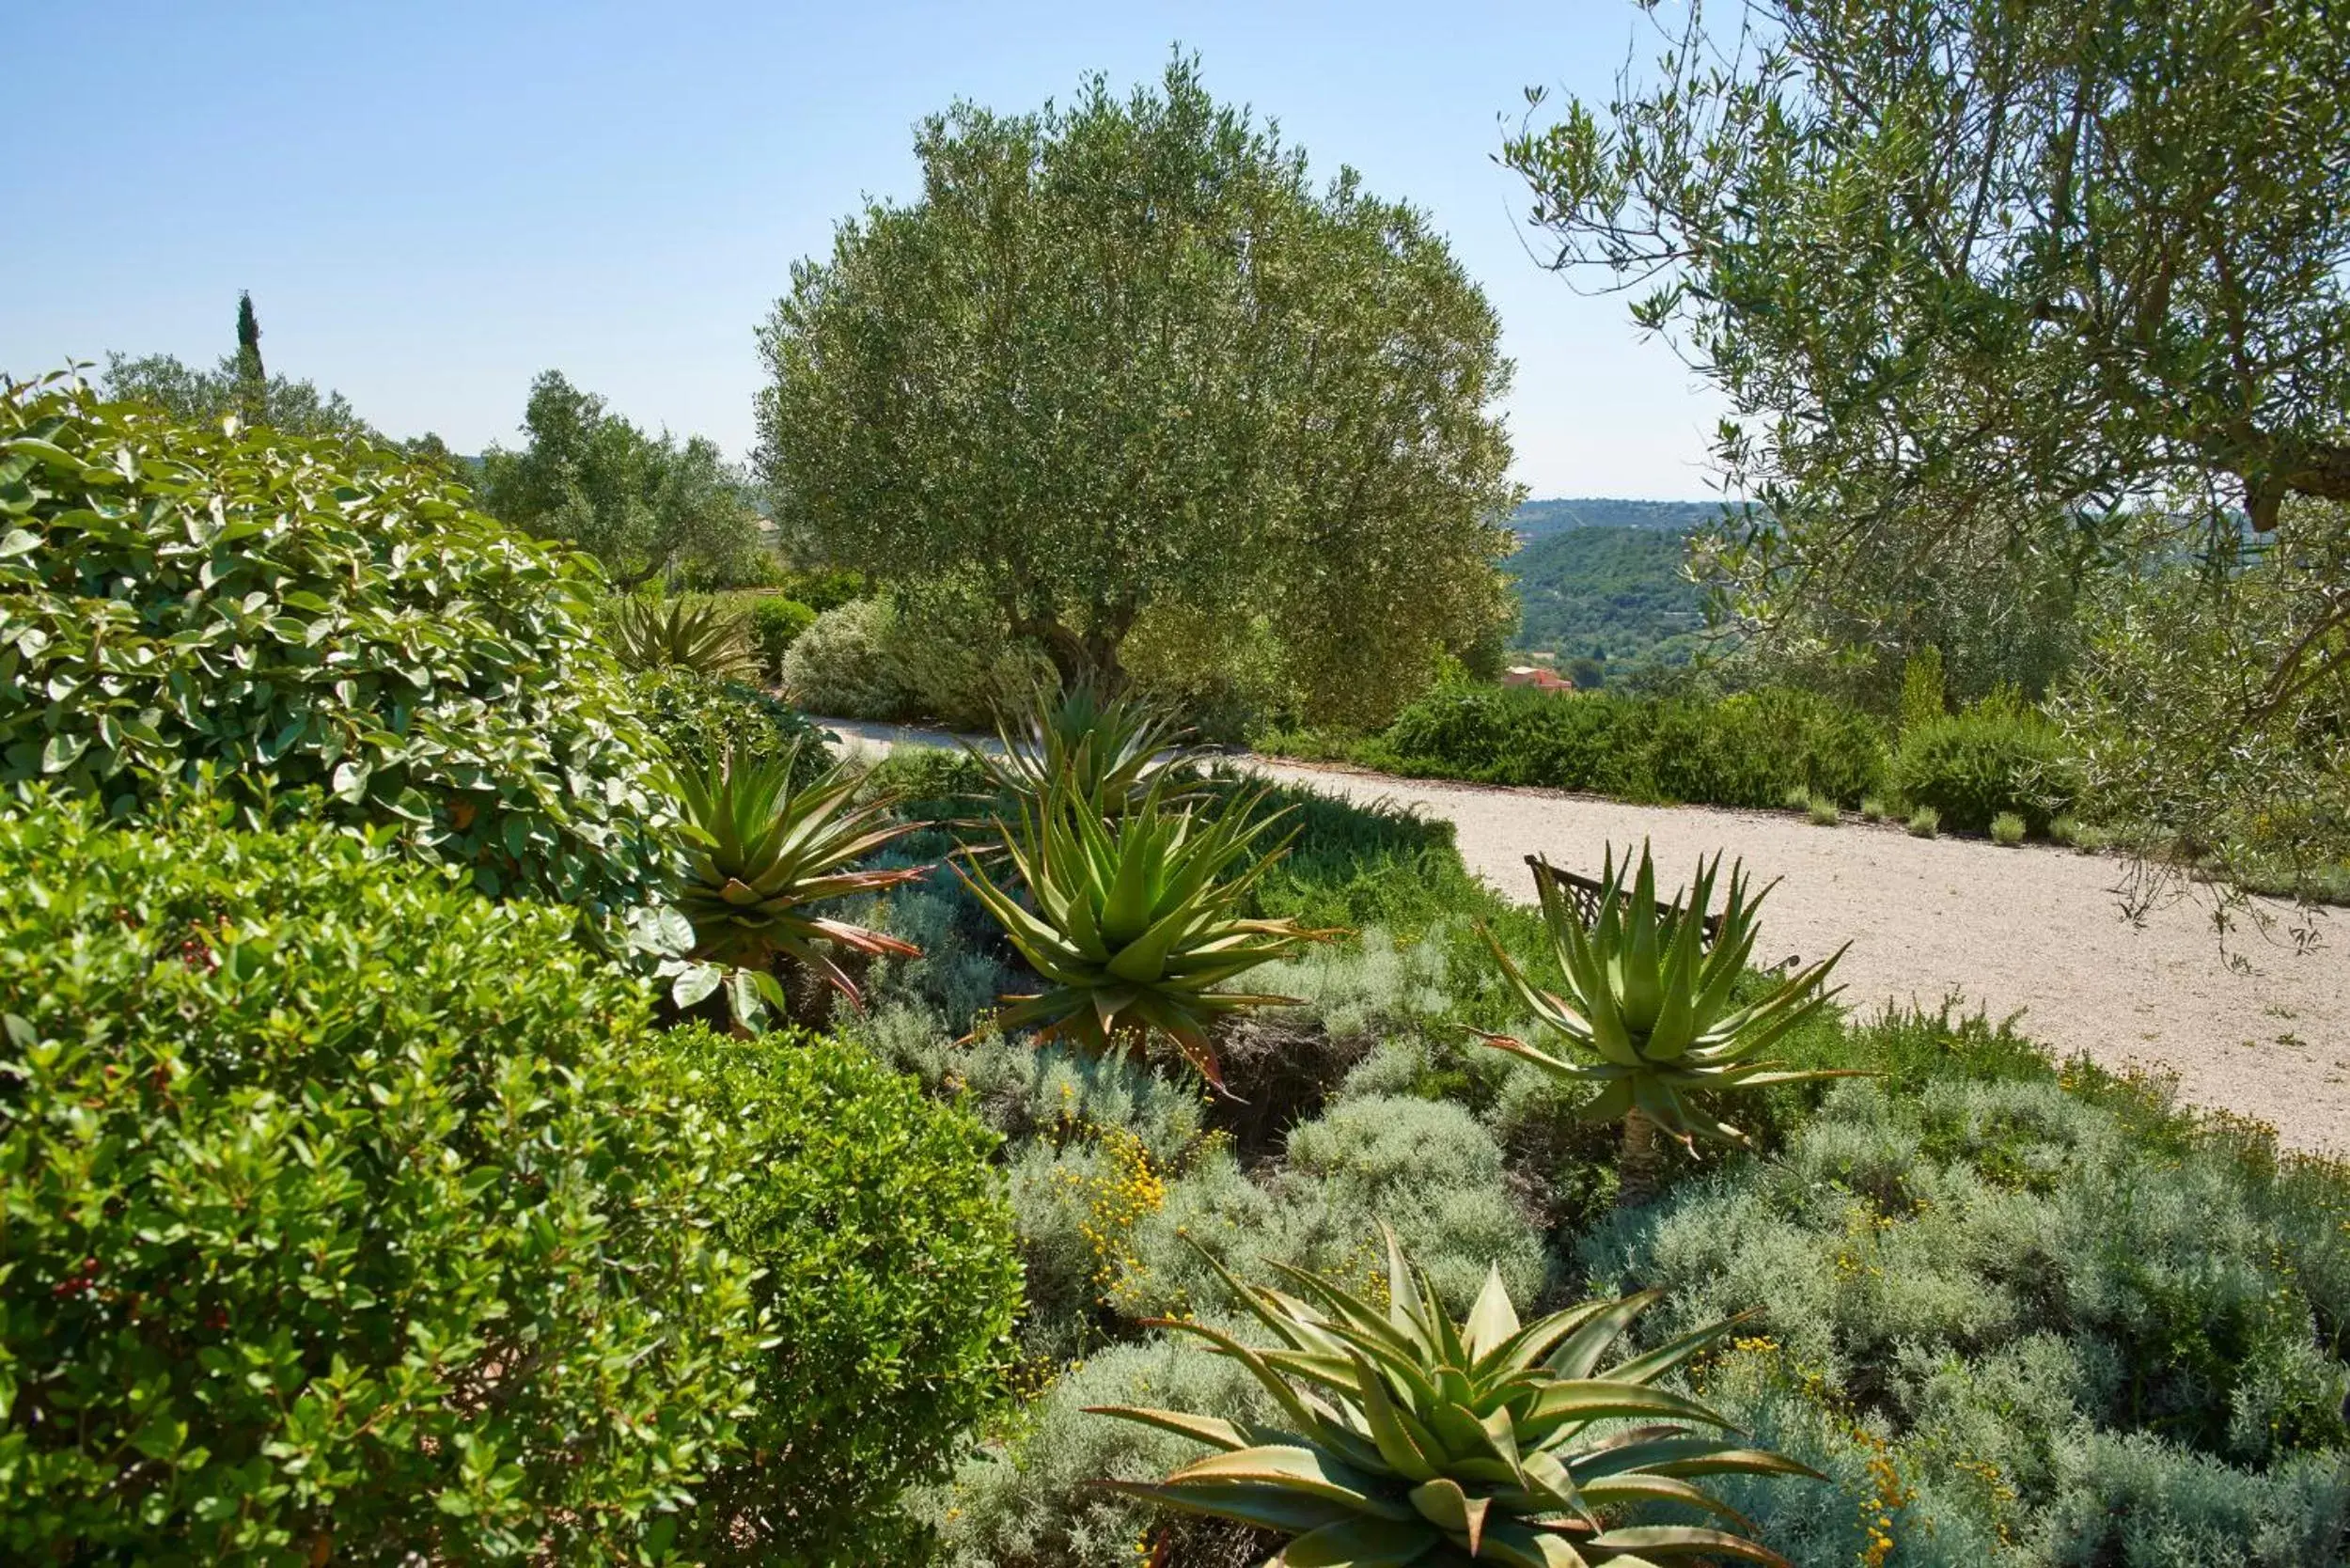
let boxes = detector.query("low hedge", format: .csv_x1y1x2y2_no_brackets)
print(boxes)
1368,683,1888,808
632,666,832,786
0,800,762,1562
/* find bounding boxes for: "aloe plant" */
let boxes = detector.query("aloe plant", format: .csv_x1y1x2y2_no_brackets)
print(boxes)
954,771,1329,1086
1090,1229,1816,1566
975,676,1202,817
1479,843,1855,1206
670,748,925,1008
610,594,759,682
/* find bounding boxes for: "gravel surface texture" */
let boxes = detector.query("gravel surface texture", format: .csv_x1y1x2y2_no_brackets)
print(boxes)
822,717,2350,1153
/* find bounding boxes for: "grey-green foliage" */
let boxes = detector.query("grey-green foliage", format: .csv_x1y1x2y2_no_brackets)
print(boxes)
1577,1077,2350,1563
781,593,1054,730
917,1323,1274,1568
1116,1095,1546,1325
1256,921,1456,1041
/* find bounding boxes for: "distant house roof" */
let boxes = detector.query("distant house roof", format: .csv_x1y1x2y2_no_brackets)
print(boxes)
1500,666,1576,692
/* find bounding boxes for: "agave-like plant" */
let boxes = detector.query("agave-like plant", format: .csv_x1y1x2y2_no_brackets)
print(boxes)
953,769,1330,1086
975,675,1203,817
670,748,926,1007
1090,1229,1817,1566
1478,843,1855,1206
610,594,759,682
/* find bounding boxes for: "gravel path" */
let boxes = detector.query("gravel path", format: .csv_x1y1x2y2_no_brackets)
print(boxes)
823,717,2350,1153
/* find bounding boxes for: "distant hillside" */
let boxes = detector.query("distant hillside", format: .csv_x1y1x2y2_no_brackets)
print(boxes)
1509,496,1738,543
1508,525,1710,672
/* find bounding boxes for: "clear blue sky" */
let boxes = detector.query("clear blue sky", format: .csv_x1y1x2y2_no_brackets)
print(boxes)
0,1,1725,500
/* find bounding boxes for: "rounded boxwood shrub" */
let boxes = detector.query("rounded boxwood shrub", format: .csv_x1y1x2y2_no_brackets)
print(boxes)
1891,699,2078,834
670,1028,1022,1566
0,798,763,1563
0,371,670,916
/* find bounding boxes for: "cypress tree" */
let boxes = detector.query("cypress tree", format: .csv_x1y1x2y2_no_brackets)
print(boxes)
233,291,266,427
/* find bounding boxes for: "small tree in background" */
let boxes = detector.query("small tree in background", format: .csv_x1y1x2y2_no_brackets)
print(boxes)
1506,0,2350,865
479,370,764,588
231,290,265,427
102,293,371,440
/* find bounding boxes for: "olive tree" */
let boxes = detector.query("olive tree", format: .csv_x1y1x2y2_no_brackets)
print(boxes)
1506,0,2350,869
756,55,1520,728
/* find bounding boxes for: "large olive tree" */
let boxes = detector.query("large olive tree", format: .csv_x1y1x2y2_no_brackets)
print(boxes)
1506,0,2350,874
756,56,1520,728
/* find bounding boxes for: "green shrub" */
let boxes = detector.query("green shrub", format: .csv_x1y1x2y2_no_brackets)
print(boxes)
0,374,671,917
631,666,832,785
1860,794,1887,821
1908,804,1942,838
1991,808,2028,845
1370,683,1887,808
0,800,762,1562
1891,696,2078,834
1809,792,1841,826
669,1029,1022,1567
1897,644,1948,733
775,565,870,614
780,595,1049,729
745,595,818,678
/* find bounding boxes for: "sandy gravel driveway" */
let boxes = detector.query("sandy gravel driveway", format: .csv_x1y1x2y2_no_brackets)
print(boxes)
824,718,2350,1153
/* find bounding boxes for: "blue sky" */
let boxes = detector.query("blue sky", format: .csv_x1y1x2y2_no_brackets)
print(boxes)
0,1,1725,499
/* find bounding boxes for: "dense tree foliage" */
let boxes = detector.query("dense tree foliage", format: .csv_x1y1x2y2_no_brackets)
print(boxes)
1506,0,2350,864
102,350,373,441
757,55,1520,728
479,370,765,588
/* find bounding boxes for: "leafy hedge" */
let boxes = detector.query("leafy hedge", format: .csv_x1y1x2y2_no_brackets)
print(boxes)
1365,682,1888,807
0,372,670,916
1892,698,2079,835
632,666,832,786
674,1030,1022,1566
0,800,761,1562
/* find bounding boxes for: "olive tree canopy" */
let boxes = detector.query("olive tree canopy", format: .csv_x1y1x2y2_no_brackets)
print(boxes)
756,56,1521,728
1506,0,2350,678
1506,0,2350,883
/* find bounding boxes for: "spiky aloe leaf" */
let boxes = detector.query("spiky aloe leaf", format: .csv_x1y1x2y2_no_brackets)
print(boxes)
668,746,927,1007
955,767,1334,1083
609,594,758,681
1478,841,1863,1151
973,674,1205,819
1090,1231,1818,1565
